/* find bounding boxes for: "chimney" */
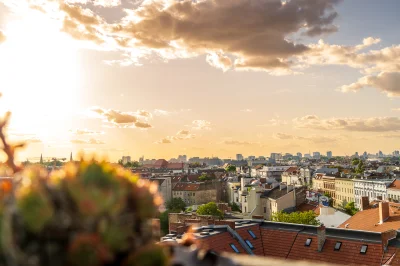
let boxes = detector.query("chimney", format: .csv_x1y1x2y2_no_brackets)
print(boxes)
379,202,390,224
317,224,326,252
361,196,370,211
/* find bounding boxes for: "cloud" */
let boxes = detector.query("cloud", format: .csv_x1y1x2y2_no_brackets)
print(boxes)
24,137,42,143
340,72,400,97
155,138,172,144
69,129,104,135
156,129,195,144
192,120,212,130
206,52,232,72
240,109,253,113
273,132,338,143
0,30,6,44
90,107,152,128
154,109,170,116
71,138,105,144
27,0,342,73
392,108,400,112
222,140,256,146
293,115,400,132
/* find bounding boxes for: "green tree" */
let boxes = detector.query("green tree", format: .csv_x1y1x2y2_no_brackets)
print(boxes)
198,173,212,181
351,158,360,166
225,165,236,172
159,210,171,236
196,202,223,219
271,211,320,225
344,202,359,216
355,161,364,174
229,202,241,212
166,198,186,211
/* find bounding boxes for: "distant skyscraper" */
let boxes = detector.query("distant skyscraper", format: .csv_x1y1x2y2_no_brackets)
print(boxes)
122,156,131,165
313,152,321,159
379,151,383,158
248,155,256,160
354,152,359,158
297,152,302,158
393,150,400,156
304,154,312,159
236,154,244,160
327,151,332,159
270,153,282,160
363,151,368,158
178,155,187,162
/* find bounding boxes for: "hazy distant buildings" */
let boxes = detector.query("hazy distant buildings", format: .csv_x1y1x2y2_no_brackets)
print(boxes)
313,152,321,159
327,151,332,159
304,154,311,159
177,155,187,162
236,154,244,160
297,152,302,158
379,150,384,158
121,156,131,165
393,151,400,157
363,151,368,158
247,155,256,160
270,153,282,160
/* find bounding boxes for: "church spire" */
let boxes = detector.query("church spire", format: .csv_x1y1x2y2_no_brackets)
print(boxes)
40,154,43,164
70,152,73,162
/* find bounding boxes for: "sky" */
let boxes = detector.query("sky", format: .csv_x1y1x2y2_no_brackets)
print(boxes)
0,0,400,162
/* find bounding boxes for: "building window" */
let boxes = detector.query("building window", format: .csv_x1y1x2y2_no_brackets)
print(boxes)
245,240,254,249
247,230,257,239
334,242,342,251
305,238,312,247
230,244,240,253
360,245,368,254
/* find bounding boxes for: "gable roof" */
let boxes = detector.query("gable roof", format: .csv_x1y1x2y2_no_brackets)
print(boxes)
389,180,400,190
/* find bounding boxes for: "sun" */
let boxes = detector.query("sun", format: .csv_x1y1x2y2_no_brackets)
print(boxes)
0,6,81,140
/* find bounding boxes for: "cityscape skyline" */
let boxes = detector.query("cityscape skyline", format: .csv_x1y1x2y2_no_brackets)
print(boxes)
0,0,400,162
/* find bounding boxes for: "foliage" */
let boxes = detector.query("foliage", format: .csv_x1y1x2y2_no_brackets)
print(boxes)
189,162,203,168
0,160,165,266
186,207,193,213
351,158,360,166
118,160,140,168
271,211,320,225
166,198,186,211
159,210,172,236
225,165,236,172
196,202,223,219
355,161,365,174
229,202,241,212
344,202,359,216
198,173,214,181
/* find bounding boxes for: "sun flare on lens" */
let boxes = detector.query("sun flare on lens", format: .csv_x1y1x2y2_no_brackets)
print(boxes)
0,7,80,142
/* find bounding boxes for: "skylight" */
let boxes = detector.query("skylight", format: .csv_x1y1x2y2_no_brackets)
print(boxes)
360,245,368,254
245,240,254,249
334,242,342,251
248,230,257,239
230,243,240,253
305,238,312,247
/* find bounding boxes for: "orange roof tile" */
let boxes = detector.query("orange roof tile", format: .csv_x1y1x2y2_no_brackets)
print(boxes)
173,183,200,191
389,180,400,190
235,225,264,256
338,203,400,232
198,231,247,255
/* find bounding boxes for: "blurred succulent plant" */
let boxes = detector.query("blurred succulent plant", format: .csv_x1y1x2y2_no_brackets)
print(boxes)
0,113,168,266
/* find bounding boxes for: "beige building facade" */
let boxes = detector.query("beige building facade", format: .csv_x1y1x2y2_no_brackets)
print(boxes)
334,178,355,208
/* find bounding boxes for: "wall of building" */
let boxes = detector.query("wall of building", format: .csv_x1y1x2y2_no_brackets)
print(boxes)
334,179,354,208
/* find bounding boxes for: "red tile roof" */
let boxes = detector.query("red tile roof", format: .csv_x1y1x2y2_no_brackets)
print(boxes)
338,203,400,232
235,225,264,256
198,232,247,255
261,228,298,258
167,163,184,169
389,180,400,190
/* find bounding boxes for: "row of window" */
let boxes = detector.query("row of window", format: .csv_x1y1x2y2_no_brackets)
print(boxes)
229,230,257,253
304,238,368,254
336,187,354,194
173,192,196,196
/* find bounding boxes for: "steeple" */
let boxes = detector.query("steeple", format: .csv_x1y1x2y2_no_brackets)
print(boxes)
70,152,73,162
40,154,43,164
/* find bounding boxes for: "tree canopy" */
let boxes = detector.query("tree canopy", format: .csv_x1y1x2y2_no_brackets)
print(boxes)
225,165,236,172
344,202,358,216
166,198,186,211
355,161,364,174
196,202,223,219
351,158,360,166
271,211,320,225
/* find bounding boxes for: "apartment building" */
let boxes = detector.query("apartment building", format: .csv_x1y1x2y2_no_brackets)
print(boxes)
334,178,355,208
172,183,217,205
387,179,400,202
354,179,393,209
